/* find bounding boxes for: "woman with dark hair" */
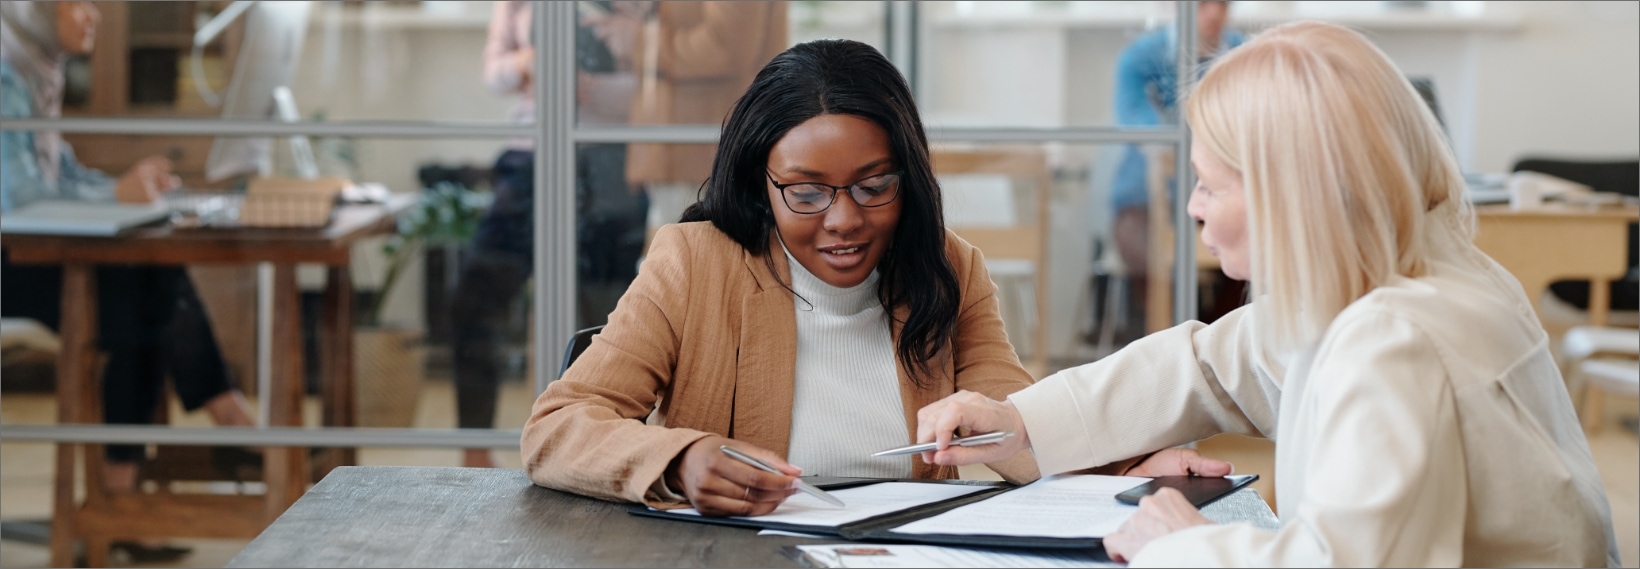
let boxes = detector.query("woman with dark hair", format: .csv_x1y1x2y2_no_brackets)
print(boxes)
520,39,1216,517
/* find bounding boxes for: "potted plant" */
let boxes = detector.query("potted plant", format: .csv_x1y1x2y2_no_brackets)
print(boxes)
354,182,490,428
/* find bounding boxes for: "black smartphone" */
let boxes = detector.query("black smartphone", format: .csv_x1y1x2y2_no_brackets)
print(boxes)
1114,474,1259,506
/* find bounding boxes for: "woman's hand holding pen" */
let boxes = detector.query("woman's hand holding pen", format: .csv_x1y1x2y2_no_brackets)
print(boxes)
666,436,799,517
915,390,1032,466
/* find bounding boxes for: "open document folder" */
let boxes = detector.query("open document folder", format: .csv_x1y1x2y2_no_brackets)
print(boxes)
631,473,1258,550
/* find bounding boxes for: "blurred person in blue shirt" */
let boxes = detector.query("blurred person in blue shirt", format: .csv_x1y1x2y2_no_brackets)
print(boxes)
1108,1,1243,320
450,0,651,468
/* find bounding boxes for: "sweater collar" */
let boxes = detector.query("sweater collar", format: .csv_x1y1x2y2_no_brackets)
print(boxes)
782,243,880,315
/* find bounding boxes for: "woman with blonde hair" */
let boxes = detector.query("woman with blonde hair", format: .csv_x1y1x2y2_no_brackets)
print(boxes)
910,21,1618,566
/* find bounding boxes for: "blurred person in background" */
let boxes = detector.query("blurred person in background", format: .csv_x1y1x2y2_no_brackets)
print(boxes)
584,1,788,236
0,1,258,561
451,0,649,467
1107,0,1243,337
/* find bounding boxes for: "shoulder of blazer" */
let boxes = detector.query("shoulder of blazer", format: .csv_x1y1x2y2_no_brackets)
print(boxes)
661,221,786,292
941,228,984,282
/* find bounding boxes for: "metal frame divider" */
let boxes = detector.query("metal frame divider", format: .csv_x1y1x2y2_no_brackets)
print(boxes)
886,2,917,85
1174,1,1200,327
537,1,576,394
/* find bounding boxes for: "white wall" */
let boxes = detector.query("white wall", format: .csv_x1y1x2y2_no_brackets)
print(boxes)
1468,1,1640,172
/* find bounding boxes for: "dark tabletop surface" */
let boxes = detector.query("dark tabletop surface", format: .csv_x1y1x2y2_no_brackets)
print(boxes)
227,466,1279,568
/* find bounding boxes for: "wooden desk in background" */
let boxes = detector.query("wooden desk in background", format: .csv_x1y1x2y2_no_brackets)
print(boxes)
227,466,1280,568
1473,203,1639,328
1,197,411,567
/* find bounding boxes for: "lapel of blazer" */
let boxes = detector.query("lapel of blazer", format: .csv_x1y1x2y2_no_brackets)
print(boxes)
891,302,958,480
732,238,798,457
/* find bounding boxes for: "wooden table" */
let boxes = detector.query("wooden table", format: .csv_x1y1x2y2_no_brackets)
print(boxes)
1473,203,1639,328
1475,203,1639,434
1,197,411,567
227,466,1281,568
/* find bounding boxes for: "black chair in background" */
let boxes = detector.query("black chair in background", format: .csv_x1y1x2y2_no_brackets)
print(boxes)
1510,157,1640,312
559,325,605,375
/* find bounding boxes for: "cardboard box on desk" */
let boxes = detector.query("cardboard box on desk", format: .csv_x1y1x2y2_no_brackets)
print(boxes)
238,176,349,228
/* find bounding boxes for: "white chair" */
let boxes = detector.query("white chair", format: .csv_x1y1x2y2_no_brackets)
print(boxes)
1076,146,1135,360
0,317,60,393
1561,325,1640,433
934,149,1052,377
1082,238,1132,360
940,173,1038,358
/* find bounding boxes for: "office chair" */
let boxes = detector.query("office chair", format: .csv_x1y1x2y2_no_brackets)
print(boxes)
1561,326,1639,433
559,325,605,375
0,317,58,393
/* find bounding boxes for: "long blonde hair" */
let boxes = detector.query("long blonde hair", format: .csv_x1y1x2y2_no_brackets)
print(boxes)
1184,21,1476,353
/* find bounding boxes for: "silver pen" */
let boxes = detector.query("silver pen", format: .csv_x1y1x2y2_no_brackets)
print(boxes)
871,431,1014,457
719,446,846,508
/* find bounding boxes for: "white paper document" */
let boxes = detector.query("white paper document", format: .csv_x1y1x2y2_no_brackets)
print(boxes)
889,474,1149,539
792,544,1120,568
663,482,990,527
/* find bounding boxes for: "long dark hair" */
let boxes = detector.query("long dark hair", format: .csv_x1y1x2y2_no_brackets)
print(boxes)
679,39,958,385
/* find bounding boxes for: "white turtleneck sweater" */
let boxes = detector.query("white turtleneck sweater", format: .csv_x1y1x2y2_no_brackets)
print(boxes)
783,249,911,478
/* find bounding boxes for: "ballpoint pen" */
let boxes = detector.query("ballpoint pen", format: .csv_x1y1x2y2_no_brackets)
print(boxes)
719,446,846,508
870,431,1014,457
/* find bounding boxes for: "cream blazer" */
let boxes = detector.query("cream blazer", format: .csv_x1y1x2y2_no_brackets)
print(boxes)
1012,251,1619,567
522,222,1041,507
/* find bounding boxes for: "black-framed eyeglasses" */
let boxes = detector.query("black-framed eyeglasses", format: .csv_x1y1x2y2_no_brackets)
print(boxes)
765,170,903,214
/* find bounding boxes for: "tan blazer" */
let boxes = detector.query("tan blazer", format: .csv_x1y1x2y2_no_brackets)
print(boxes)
625,2,788,187
522,222,1041,507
